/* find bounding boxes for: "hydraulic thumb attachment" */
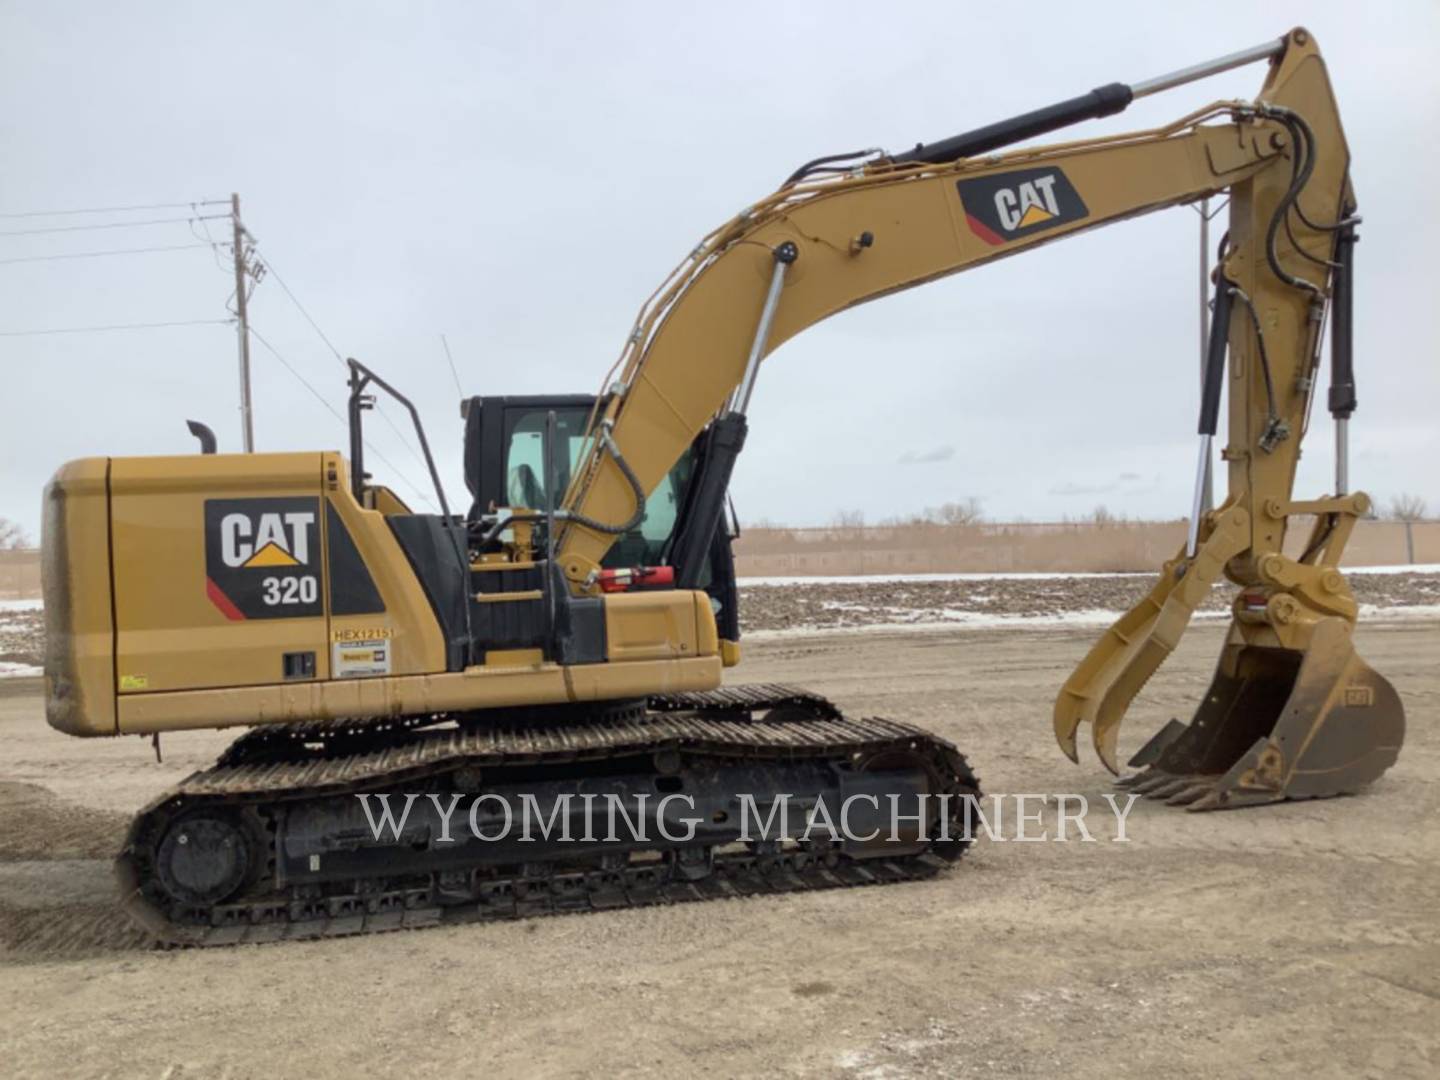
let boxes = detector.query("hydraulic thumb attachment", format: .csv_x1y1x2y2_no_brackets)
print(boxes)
1056,496,1404,811
1056,215,1403,809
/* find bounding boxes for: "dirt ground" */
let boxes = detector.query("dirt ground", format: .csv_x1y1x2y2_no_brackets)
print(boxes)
739,570,1440,632
1,619,1436,1079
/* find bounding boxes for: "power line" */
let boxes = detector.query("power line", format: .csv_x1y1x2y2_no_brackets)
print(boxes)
188,211,234,276
0,195,442,507
0,215,229,238
373,404,442,488
0,318,233,337
248,324,439,511
247,324,349,425
255,251,442,489
0,199,228,219
0,243,213,266
441,333,464,397
257,256,345,361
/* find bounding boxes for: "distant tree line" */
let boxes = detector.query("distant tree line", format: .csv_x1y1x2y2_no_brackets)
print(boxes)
0,518,30,550
827,499,986,531
1388,494,1428,522
741,492,1433,531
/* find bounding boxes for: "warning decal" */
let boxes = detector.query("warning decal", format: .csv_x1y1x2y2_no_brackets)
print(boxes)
332,630,392,678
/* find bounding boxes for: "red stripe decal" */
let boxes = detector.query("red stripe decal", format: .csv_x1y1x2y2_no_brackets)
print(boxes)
964,212,1006,247
206,577,246,621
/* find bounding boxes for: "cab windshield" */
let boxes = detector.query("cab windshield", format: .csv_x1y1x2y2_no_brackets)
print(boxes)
502,407,694,568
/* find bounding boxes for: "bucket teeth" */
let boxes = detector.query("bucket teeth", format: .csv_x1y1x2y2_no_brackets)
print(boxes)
1165,781,1215,807
1147,777,1198,800
1119,771,1213,804
1130,772,1177,796
1185,790,1225,812
1180,789,1226,806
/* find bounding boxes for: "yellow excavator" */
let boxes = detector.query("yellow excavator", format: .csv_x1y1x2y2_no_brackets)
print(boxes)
42,27,1403,943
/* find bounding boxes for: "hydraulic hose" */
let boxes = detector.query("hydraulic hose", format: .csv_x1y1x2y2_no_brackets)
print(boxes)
561,423,648,536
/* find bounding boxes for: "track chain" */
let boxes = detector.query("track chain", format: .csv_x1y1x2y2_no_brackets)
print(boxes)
118,685,979,946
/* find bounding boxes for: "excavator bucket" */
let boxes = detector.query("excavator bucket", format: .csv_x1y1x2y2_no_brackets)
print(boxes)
1120,618,1404,810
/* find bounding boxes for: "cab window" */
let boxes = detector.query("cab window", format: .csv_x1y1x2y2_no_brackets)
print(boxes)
502,407,693,567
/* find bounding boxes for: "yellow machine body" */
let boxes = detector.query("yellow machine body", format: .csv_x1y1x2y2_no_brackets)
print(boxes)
42,451,719,738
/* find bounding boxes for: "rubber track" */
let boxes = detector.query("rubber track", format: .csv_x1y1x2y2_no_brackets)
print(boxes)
118,685,979,946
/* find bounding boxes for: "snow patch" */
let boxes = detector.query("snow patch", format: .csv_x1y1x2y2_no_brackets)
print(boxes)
745,607,1236,640
1359,603,1440,621
740,564,1440,588
741,570,1150,588
1347,564,1440,576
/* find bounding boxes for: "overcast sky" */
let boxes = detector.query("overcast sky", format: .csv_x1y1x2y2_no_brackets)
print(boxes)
2,1,1436,540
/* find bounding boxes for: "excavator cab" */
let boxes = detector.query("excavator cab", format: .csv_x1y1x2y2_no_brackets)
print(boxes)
461,394,739,640
463,394,592,523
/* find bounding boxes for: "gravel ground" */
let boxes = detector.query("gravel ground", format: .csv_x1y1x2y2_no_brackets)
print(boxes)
3,572,1435,672
0,609,42,669
739,571,1440,633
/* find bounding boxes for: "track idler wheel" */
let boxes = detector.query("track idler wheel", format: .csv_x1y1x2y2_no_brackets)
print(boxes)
153,810,258,906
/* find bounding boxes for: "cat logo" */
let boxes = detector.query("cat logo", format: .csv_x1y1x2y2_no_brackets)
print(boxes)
995,175,1062,230
220,510,314,568
204,497,323,620
956,166,1089,246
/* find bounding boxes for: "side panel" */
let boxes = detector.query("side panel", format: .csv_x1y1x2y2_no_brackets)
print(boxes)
603,589,714,663
111,453,330,693
117,655,723,733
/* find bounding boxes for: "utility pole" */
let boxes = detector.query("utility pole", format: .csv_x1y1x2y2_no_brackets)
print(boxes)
231,193,255,452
